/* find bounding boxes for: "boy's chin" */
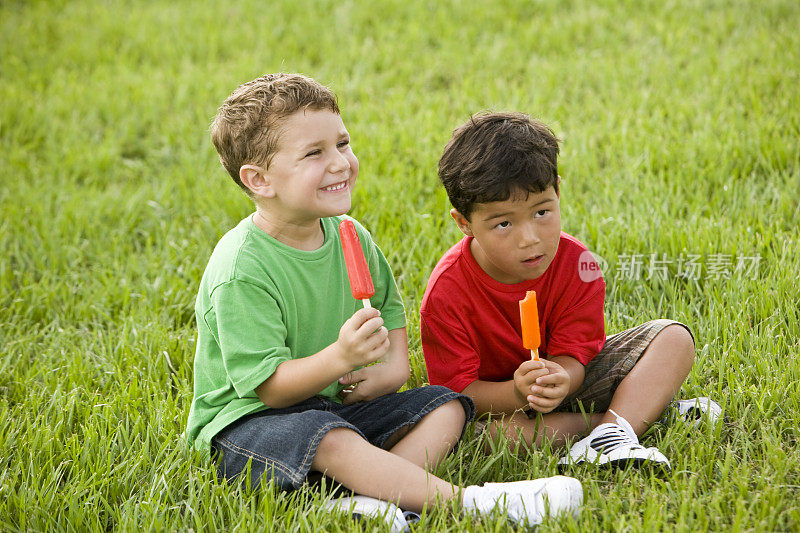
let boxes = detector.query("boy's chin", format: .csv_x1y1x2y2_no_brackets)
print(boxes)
514,273,545,283
329,207,351,217
329,199,352,217
318,201,351,219
514,267,548,283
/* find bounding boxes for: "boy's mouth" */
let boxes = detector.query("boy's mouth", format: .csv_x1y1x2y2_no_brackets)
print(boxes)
321,179,349,192
522,254,545,266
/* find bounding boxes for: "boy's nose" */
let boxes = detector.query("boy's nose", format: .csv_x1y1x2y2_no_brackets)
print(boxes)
519,224,541,248
328,151,350,174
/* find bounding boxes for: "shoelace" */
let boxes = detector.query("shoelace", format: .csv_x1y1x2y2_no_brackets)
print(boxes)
589,409,643,453
683,406,704,421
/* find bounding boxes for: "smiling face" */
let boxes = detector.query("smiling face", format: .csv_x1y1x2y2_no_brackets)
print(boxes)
452,186,562,284
254,108,359,224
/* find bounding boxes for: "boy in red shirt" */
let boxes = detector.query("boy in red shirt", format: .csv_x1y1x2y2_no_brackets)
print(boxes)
421,112,721,469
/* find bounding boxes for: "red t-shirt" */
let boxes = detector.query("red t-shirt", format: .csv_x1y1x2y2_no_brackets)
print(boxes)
421,232,606,393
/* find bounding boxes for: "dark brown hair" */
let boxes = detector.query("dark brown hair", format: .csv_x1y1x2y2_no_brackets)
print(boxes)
438,112,560,220
210,73,339,193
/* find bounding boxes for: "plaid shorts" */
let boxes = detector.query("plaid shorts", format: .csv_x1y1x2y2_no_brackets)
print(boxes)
556,319,693,413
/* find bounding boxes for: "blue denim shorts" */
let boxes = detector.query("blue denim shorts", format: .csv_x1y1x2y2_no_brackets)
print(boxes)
210,385,474,491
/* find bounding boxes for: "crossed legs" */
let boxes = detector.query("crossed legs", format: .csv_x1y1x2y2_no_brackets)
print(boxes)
490,324,696,447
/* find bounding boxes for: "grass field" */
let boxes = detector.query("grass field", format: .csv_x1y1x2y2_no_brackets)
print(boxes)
2,0,799,530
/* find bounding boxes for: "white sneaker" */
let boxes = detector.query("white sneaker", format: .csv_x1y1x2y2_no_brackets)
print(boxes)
322,495,409,532
462,475,583,526
558,410,671,471
664,397,723,427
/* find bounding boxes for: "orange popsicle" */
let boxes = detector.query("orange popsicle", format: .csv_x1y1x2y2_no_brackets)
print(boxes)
519,290,540,360
339,219,375,308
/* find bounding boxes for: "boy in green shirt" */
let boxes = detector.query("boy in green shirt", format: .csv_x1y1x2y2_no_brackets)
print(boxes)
185,73,583,528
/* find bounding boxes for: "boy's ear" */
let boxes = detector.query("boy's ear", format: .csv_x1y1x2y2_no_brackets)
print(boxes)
556,174,562,198
450,209,473,237
239,165,276,199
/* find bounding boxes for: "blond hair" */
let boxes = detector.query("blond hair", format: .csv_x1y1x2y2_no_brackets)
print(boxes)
210,73,339,192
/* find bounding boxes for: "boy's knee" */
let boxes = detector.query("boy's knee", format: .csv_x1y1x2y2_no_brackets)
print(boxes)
316,427,362,458
659,324,696,364
435,398,468,427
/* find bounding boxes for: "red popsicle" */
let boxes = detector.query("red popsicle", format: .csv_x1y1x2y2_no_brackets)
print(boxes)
339,219,375,308
519,290,540,361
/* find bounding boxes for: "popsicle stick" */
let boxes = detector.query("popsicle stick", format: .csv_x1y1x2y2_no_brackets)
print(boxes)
362,298,372,309
526,348,540,418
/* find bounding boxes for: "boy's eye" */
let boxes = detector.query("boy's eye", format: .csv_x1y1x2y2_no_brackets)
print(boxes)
495,221,510,229
534,209,548,218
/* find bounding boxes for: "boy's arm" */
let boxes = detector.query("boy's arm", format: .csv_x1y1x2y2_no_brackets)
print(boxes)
462,359,550,416
462,379,530,416
464,356,585,416
255,307,389,408
462,359,549,416
337,327,411,405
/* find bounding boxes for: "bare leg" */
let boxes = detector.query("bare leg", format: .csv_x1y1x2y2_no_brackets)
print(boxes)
385,399,466,469
599,324,695,434
311,427,457,513
488,411,604,449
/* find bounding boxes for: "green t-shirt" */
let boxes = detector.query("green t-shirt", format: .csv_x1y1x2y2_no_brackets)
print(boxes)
185,214,406,453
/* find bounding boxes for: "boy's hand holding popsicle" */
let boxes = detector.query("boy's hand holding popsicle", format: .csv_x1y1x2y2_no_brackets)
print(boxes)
337,220,408,404
518,290,571,415
335,307,389,369
333,221,386,369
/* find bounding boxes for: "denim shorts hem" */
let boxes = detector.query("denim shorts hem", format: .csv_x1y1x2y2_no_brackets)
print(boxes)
296,421,368,488
372,390,474,449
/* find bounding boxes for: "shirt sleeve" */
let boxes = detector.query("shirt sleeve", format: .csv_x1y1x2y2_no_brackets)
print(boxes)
209,279,292,398
363,227,407,331
421,310,480,393
545,283,606,365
